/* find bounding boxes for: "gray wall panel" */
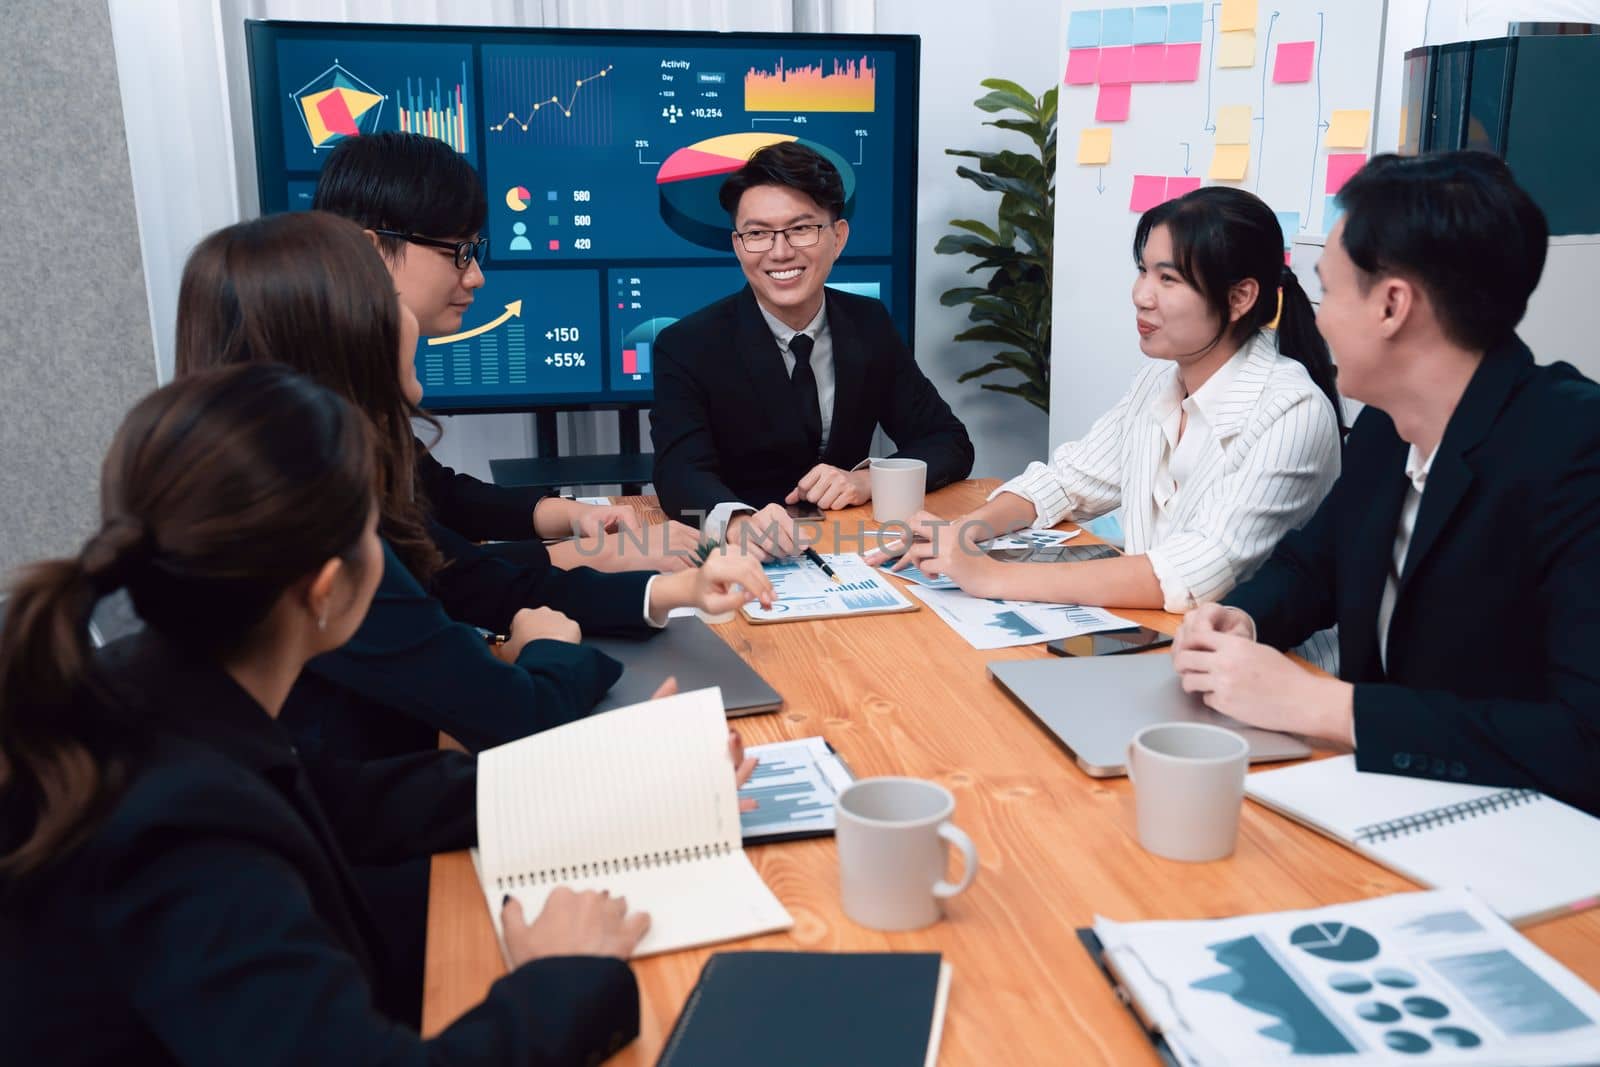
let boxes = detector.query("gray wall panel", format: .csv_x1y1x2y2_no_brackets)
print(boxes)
0,0,155,573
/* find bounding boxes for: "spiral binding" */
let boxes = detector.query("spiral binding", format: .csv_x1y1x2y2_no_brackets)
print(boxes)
1354,788,1541,845
495,841,733,890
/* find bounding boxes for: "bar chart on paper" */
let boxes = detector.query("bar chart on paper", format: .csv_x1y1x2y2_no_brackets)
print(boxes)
743,554,916,623
738,737,856,842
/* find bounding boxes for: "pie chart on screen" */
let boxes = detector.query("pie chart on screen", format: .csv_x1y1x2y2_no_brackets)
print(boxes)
504,185,531,212
655,132,857,250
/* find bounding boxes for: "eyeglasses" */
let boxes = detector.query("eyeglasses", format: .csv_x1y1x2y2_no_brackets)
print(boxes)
733,222,833,253
373,229,487,270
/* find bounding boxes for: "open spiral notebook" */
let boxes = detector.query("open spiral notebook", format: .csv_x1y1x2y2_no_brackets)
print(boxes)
1245,756,1600,925
472,687,792,959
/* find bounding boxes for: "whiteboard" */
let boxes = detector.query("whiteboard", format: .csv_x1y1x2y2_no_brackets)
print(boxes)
1048,0,1388,442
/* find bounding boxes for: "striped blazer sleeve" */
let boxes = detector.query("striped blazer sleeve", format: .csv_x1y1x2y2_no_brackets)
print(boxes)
989,372,1150,527
1144,387,1341,613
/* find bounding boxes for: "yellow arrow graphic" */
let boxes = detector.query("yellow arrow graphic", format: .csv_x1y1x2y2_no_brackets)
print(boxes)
426,300,523,346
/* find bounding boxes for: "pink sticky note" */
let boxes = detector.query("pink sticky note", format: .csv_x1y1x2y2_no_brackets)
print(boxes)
1274,41,1315,83
1098,46,1134,84
1163,42,1203,82
1284,249,1293,266
1096,82,1133,122
1130,174,1167,212
1325,153,1367,194
1166,176,1202,199
1131,45,1166,83
1065,48,1101,85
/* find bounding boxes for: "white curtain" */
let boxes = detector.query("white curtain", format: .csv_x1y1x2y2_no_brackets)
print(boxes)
108,0,874,480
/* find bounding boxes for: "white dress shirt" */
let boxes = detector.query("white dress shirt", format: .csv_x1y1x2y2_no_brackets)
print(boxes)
704,298,834,539
993,330,1342,616
1377,444,1435,672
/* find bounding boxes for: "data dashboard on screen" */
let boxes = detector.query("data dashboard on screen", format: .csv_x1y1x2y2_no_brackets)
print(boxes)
246,21,920,414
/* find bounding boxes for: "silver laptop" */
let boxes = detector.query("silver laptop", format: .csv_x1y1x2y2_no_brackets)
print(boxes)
587,615,782,717
988,653,1310,777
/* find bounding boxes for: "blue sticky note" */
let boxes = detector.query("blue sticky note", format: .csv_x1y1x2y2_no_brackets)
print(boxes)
1274,211,1301,249
1068,9,1102,48
1324,194,1345,231
1100,7,1135,46
1168,2,1204,43
1134,6,1169,44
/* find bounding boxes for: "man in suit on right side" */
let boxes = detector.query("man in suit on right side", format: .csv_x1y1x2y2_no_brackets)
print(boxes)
1172,151,1600,816
649,142,973,555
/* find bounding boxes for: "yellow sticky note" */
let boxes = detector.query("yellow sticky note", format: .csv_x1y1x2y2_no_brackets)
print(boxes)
1077,128,1113,166
1218,30,1256,68
1216,105,1252,145
1328,109,1371,149
1209,144,1251,181
1220,0,1257,32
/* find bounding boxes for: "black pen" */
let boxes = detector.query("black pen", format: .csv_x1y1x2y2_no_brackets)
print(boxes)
803,546,843,584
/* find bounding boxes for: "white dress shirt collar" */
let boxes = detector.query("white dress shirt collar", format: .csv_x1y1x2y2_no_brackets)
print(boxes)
756,296,828,350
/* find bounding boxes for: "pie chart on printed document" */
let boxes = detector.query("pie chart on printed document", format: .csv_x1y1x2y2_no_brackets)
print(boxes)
655,132,857,250
1290,922,1382,963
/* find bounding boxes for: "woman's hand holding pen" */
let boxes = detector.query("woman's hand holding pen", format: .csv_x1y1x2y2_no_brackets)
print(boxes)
491,607,582,663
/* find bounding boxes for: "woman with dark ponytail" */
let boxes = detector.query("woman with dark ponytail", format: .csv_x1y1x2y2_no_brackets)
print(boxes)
876,187,1343,657
0,365,646,1063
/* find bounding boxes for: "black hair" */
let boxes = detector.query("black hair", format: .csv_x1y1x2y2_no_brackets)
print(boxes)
0,364,374,881
1335,151,1547,353
718,142,846,222
312,131,488,260
1134,186,1345,434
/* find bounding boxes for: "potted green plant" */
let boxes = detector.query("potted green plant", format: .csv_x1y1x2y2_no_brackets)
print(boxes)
935,79,1057,412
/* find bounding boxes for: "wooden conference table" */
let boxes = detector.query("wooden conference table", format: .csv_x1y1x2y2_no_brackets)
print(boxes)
423,480,1600,1063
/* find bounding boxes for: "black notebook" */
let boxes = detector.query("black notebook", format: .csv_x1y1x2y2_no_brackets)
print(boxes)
657,951,951,1067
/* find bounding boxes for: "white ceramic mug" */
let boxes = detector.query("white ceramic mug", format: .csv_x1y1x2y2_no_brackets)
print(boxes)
869,458,928,523
836,777,978,930
1126,722,1249,862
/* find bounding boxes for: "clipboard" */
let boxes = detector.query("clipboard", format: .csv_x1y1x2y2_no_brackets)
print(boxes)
1076,928,1181,1067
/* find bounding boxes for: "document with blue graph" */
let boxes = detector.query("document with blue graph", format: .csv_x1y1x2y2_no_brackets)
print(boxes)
1091,888,1600,1066
743,552,917,623
905,585,1138,650
738,737,855,843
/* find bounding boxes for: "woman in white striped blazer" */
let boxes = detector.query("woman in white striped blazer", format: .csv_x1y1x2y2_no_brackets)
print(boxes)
878,187,1344,625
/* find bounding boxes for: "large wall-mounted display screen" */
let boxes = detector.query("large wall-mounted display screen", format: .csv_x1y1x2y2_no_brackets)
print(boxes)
247,21,920,413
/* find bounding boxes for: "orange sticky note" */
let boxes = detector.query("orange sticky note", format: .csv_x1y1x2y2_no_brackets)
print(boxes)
1220,0,1257,32
1216,105,1252,145
1209,144,1250,181
1078,128,1113,166
1328,109,1371,149
1218,30,1256,68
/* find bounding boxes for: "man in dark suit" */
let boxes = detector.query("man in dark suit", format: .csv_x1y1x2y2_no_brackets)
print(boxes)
650,142,974,554
1172,151,1600,816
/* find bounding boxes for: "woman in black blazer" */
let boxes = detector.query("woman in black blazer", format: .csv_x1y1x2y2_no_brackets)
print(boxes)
173,211,773,761
0,365,646,1064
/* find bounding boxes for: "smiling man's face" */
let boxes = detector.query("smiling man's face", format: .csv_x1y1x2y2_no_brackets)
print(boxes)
730,183,849,331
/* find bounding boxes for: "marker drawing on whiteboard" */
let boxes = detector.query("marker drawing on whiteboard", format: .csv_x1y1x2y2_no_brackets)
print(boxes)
1255,10,1279,191
1301,11,1328,222
1203,3,1220,132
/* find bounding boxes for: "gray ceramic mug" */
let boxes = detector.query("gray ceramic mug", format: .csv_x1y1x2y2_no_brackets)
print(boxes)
1127,722,1249,862
870,458,928,523
835,777,978,930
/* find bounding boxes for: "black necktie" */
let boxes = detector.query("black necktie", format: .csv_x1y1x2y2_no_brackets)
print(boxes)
789,332,823,457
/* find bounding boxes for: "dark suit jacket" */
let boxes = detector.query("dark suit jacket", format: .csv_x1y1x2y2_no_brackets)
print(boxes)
0,632,638,1066
285,539,622,761
417,448,550,543
427,520,658,640
1225,337,1600,814
650,287,975,524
